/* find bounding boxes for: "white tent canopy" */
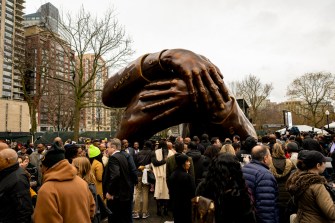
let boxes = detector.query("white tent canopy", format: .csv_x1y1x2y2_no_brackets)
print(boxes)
324,122,335,129
276,125,328,135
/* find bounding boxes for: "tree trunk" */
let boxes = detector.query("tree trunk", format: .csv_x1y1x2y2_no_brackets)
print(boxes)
29,105,37,140
73,100,81,142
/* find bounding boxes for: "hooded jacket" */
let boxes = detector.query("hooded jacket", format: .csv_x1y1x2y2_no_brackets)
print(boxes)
186,149,209,185
286,171,335,223
269,158,295,209
34,160,95,223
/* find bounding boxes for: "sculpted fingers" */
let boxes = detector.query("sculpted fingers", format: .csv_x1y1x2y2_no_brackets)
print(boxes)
139,89,175,101
193,70,209,110
183,70,198,106
152,107,179,121
144,80,177,90
201,66,225,110
141,97,180,112
210,65,230,102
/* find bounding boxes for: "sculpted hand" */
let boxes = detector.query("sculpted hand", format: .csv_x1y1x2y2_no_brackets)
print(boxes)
116,79,194,141
159,49,231,110
139,79,193,120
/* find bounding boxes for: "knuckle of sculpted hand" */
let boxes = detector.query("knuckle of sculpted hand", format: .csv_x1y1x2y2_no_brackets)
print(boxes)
208,65,217,72
210,85,218,91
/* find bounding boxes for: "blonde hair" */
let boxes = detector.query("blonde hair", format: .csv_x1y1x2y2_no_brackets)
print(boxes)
272,143,286,159
220,144,235,155
72,157,96,184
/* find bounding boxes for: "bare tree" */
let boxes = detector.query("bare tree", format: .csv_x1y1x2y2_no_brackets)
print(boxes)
235,74,273,129
2,28,56,135
286,72,335,127
42,79,75,131
48,7,134,140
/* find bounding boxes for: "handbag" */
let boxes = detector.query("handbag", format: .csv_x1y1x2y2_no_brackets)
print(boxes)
191,196,215,223
325,183,335,201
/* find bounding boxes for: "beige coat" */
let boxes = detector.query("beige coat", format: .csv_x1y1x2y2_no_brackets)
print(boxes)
152,148,174,199
34,160,95,223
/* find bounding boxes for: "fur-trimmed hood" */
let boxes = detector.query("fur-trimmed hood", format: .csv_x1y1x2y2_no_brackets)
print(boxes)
269,158,294,179
286,170,327,198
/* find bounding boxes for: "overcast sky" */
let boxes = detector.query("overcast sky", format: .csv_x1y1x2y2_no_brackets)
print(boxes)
25,0,335,103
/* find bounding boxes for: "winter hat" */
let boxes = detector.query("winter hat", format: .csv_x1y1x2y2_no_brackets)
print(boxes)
298,150,331,167
42,142,65,168
88,144,101,158
286,142,299,153
175,153,189,167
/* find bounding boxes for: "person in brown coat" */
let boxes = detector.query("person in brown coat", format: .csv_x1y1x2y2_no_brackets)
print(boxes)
286,150,335,223
33,142,95,223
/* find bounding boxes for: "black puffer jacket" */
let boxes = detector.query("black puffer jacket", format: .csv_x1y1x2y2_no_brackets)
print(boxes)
0,163,33,223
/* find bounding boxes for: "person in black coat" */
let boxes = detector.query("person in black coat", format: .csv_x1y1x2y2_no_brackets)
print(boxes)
103,138,133,223
302,132,323,152
168,153,195,223
0,147,33,223
186,141,209,186
133,140,153,219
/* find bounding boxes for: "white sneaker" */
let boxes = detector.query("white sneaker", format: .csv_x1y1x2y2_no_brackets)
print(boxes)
142,213,150,219
132,213,140,219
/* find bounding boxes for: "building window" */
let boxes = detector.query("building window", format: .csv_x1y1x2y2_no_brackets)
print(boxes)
40,127,48,132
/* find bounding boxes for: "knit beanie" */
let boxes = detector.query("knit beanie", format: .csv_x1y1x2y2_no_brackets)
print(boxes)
88,144,101,158
42,142,65,168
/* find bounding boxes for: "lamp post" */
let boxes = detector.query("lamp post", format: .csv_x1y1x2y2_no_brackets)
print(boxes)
326,110,330,129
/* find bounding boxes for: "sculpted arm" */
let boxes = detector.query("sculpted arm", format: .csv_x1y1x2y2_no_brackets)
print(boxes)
102,49,230,109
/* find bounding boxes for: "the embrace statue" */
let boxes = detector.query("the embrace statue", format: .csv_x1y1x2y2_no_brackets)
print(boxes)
102,49,256,142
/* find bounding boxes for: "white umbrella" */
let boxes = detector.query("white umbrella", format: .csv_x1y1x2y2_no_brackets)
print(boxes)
324,122,335,129
276,125,328,135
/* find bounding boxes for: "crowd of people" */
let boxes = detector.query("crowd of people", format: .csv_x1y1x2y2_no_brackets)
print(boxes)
1,131,335,223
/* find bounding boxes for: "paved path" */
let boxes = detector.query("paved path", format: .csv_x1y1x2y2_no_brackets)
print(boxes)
102,191,174,223
135,191,174,223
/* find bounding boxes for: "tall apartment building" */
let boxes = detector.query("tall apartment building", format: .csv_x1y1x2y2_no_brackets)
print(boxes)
0,0,30,133
25,25,75,132
80,54,111,132
23,2,58,33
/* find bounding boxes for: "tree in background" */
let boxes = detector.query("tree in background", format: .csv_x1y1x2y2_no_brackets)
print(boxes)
5,29,59,136
286,72,335,127
42,79,75,132
50,7,134,141
234,74,273,129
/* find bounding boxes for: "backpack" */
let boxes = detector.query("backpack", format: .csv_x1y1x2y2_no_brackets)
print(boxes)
191,196,215,223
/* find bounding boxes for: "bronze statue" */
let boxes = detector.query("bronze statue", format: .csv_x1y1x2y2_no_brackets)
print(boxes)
102,49,256,142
